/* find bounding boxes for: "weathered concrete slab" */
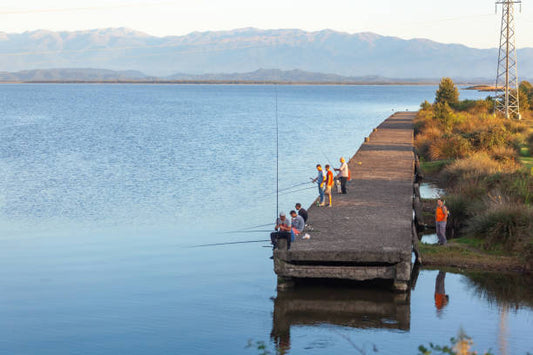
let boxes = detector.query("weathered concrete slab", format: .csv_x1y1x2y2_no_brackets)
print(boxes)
274,112,417,289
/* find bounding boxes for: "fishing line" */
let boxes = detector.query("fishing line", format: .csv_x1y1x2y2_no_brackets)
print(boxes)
277,180,314,193
228,222,273,232
280,186,316,195
224,229,272,234
295,118,336,167
189,239,270,248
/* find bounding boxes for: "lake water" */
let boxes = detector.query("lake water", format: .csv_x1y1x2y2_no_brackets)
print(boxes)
1,84,531,354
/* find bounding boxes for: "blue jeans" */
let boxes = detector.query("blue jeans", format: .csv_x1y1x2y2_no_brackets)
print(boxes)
318,185,325,203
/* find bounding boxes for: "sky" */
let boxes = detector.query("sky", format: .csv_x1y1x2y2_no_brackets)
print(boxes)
1,0,532,48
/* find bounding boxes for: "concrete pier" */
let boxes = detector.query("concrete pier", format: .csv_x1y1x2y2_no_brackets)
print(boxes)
273,112,417,291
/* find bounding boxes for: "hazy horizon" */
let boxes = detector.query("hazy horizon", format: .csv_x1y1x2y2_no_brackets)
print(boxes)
1,0,532,49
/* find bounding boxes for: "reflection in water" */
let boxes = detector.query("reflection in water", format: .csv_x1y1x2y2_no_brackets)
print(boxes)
464,272,533,355
499,306,508,355
434,271,449,314
271,285,411,353
464,271,533,310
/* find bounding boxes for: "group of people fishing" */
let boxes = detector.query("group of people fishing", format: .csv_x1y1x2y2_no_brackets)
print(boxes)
313,157,350,207
270,157,350,252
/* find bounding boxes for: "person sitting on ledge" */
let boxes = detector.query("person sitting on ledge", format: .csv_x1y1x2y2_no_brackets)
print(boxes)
290,210,305,239
295,203,308,223
270,212,292,251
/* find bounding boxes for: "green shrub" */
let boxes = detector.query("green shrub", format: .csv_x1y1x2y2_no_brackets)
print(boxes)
415,126,445,160
435,77,459,107
478,126,512,150
444,153,509,182
528,134,533,155
466,202,533,251
454,99,492,114
489,145,517,163
428,135,472,161
420,100,432,111
484,171,533,205
444,194,478,236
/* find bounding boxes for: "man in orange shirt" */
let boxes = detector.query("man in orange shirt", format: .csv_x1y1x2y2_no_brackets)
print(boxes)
435,199,448,245
323,165,334,207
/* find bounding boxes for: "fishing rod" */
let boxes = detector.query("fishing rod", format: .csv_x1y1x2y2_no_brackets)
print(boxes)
275,84,279,219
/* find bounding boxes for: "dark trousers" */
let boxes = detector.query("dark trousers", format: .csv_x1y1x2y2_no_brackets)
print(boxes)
340,177,347,194
270,231,291,250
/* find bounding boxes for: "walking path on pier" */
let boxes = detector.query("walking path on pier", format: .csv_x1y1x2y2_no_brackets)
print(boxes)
274,112,417,291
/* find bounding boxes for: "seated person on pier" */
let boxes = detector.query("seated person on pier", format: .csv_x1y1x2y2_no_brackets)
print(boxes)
295,203,308,223
270,212,292,250
290,210,305,237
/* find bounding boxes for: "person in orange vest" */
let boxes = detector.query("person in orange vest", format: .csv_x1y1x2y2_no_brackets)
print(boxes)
323,164,334,207
435,199,448,245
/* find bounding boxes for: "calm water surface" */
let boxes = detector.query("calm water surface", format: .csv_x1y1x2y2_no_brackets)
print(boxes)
0,84,531,354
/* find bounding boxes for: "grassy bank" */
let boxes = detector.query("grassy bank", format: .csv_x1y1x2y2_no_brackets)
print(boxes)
415,78,533,272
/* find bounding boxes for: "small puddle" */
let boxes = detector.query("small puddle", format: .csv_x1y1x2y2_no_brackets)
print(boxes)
419,183,444,199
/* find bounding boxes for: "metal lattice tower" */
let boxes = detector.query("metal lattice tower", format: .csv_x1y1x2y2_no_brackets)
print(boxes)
495,0,521,119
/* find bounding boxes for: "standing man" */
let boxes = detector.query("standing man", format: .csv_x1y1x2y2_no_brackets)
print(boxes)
435,199,448,245
295,203,308,223
334,157,349,194
270,212,292,251
324,165,334,207
312,164,326,206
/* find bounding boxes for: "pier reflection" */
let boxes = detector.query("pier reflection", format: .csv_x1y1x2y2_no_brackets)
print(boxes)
271,284,411,353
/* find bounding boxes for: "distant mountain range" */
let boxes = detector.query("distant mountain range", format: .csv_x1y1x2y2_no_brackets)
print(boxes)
0,27,532,80
0,68,444,83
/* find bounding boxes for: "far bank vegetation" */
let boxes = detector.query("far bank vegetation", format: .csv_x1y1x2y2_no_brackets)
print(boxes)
415,78,533,264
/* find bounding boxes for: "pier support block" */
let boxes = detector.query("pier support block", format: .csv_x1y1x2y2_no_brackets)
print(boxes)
393,280,409,292
277,276,295,290
393,261,411,292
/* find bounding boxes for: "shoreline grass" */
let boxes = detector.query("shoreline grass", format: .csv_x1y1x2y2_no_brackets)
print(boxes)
415,78,533,273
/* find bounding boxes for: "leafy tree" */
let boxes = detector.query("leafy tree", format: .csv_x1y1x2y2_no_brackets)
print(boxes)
435,77,460,107
518,88,530,112
421,100,432,110
519,81,533,111
434,102,455,131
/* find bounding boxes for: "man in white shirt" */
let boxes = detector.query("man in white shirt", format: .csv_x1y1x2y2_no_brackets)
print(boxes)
334,157,349,194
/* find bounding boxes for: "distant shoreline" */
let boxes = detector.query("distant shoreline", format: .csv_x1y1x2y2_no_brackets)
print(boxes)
0,80,487,86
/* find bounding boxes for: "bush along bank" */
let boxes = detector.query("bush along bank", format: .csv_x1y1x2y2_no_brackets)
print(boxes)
415,78,533,273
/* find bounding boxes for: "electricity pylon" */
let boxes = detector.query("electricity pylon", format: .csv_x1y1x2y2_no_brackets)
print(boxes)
495,0,521,119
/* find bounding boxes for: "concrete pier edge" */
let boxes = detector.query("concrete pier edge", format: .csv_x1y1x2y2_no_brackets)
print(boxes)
273,112,418,292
